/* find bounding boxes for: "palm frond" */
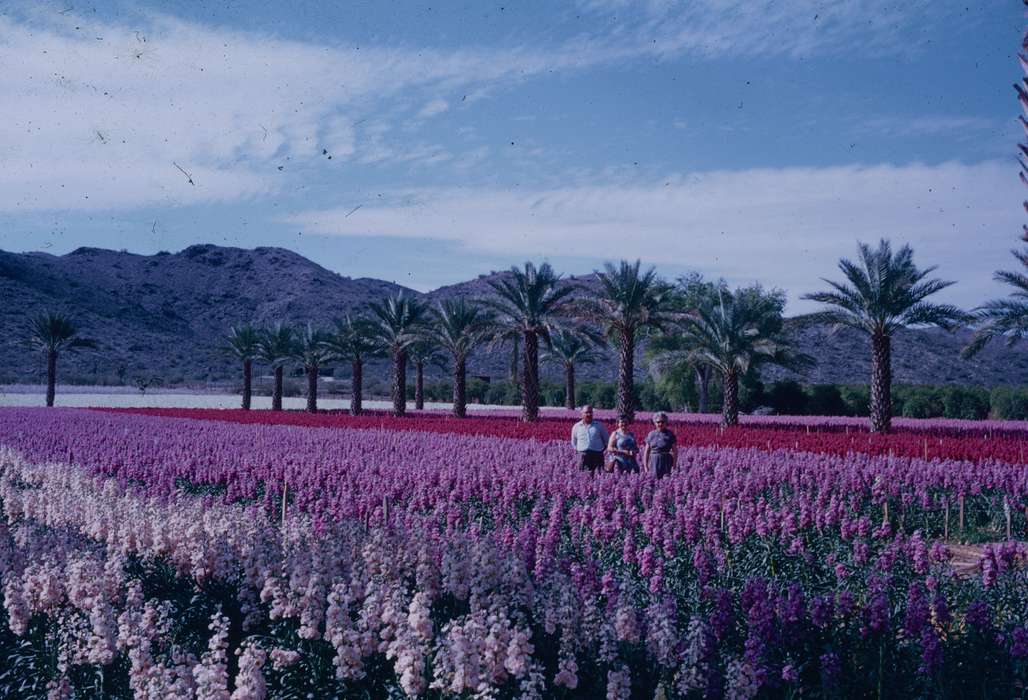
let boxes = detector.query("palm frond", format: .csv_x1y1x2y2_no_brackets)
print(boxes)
25,311,95,354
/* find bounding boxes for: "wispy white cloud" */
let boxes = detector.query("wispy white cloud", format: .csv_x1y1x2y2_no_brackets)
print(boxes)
0,3,983,212
417,98,450,119
0,11,611,211
575,0,970,59
858,115,1001,138
288,160,1021,310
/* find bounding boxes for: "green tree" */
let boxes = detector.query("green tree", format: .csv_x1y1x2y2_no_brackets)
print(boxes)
803,240,967,433
486,262,575,421
25,311,96,407
675,286,810,426
542,328,603,410
576,260,675,420
429,298,496,417
369,293,430,417
324,315,383,416
807,384,848,416
257,322,295,411
224,323,261,410
649,274,726,413
290,323,333,413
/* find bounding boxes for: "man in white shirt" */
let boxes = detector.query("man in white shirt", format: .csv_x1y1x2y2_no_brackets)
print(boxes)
570,404,609,472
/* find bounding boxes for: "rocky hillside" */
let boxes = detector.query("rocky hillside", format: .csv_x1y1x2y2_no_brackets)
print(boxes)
0,245,1024,388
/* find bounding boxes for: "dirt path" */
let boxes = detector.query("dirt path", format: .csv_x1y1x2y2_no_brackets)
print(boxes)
946,543,987,577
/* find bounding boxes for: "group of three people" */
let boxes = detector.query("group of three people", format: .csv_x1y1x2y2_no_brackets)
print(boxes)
570,405,677,478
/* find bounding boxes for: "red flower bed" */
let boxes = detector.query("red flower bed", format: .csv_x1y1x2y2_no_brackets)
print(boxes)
95,407,1028,465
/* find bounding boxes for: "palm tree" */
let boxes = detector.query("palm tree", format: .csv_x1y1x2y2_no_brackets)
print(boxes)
675,286,810,427
802,240,967,433
369,292,430,416
542,328,602,410
429,298,495,417
576,260,675,421
257,322,295,411
324,315,383,415
962,257,1028,359
486,262,575,422
25,311,96,407
407,340,447,410
675,274,726,412
291,323,333,413
962,42,1028,360
225,324,261,410
486,327,521,389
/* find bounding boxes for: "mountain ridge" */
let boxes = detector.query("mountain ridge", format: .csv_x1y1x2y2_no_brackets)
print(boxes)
1,244,1024,388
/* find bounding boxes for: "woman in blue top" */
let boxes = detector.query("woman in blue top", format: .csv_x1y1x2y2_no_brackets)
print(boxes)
606,414,639,474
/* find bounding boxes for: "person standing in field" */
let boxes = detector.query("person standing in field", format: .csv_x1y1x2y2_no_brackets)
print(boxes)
643,411,677,478
571,404,609,473
607,413,639,473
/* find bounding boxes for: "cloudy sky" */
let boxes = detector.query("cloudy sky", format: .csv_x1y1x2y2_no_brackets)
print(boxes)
0,1,1022,311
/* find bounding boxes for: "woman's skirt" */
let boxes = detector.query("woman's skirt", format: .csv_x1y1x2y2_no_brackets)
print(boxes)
647,452,672,478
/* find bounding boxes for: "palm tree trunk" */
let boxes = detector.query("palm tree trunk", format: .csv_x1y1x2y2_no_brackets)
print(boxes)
722,368,739,427
241,359,252,410
695,365,710,414
870,332,892,433
306,364,318,413
46,350,57,407
616,329,636,421
392,347,407,417
272,365,284,411
350,359,363,416
453,355,467,418
521,330,539,422
509,339,519,386
564,362,576,410
415,360,425,410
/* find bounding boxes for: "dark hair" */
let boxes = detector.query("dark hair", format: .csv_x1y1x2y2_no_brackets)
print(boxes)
617,413,631,423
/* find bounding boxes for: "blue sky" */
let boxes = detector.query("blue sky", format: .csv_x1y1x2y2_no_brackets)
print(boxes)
0,1,1023,311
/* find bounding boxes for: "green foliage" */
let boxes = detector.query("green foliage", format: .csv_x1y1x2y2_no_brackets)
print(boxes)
578,381,616,410
650,363,702,412
807,384,849,416
942,386,991,420
738,372,766,413
766,379,809,415
840,385,870,416
896,385,945,419
398,374,1004,420
990,386,1028,420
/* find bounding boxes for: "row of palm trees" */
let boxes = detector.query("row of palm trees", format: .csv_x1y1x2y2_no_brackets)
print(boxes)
26,239,1025,433
225,295,495,418
213,243,978,432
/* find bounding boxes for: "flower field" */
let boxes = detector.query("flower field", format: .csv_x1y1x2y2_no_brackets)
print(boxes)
1,407,1027,698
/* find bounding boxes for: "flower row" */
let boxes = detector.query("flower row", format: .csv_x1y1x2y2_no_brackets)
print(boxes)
97,407,1028,465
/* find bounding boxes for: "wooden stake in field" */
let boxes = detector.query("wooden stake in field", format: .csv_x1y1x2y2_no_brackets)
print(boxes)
958,495,965,542
923,439,928,461
383,495,390,523
943,498,949,540
281,478,288,524
1004,497,1011,540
